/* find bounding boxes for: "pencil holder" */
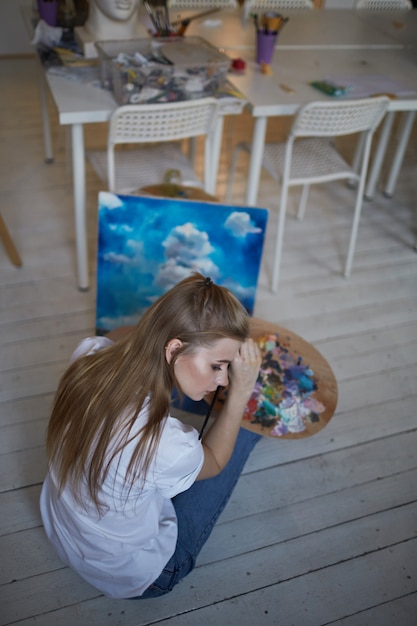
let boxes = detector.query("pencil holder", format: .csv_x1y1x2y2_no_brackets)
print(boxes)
256,30,277,65
37,0,59,26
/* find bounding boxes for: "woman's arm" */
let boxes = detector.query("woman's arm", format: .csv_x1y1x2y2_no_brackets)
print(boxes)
197,338,261,480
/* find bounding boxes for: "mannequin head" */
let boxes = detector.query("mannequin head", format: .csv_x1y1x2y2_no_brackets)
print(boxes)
85,0,141,39
91,0,140,22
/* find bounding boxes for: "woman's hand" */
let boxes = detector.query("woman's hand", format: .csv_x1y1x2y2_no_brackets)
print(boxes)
197,338,261,480
227,338,262,403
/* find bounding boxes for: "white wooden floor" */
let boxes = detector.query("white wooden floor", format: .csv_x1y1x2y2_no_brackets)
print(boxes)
1,57,417,626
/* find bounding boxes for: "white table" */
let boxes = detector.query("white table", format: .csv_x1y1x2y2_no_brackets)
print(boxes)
186,8,406,50
363,27,415,199
193,9,416,204
27,6,244,290
41,73,117,290
356,9,417,48
355,9,417,199
217,46,417,205
23,7,118,289
30,8,416,288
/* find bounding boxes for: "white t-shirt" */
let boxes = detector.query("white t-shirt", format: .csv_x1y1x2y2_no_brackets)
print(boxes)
40,337,204,599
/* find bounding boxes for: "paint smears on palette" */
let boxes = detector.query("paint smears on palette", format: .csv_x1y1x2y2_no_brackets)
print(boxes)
217,333,338,440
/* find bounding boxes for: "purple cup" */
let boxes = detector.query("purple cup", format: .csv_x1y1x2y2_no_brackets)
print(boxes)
37,0,59,27
256,30,278,65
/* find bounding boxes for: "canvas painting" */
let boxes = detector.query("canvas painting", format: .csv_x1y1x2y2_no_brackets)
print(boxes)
95,192,269,335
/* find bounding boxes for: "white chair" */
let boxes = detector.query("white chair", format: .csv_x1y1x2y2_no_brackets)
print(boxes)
227,97,389,291
87,98,220,196
354,0,412,200
245,0,313,16
168,0,237,10
354,0,412,10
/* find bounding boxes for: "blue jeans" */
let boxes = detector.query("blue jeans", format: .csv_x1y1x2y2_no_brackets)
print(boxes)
137,427,261,598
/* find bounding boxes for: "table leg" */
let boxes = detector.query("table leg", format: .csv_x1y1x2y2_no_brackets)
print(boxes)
37,65,54,164
71,123,89,291
383,111,416,199
364,111,395,201
246,116,267,206
208,115,224,196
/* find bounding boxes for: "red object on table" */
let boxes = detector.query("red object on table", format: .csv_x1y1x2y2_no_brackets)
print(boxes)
231,58,246,72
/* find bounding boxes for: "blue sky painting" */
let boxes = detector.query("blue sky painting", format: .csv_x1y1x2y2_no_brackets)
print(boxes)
96,192,269,334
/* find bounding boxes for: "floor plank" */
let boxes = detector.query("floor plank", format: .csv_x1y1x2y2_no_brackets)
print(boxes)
0,55,416,625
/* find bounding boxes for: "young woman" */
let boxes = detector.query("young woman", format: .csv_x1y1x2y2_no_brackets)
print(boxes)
40,273,261,599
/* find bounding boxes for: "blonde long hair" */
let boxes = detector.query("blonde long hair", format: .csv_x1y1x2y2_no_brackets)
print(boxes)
46,273,249,510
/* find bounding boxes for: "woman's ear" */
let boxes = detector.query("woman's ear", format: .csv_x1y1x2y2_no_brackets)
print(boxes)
165,339,183,364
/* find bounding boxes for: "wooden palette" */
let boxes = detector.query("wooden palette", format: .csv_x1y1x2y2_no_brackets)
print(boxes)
214,318,338,440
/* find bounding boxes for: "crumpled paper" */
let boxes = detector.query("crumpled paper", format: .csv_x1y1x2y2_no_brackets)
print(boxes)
31,19,63,48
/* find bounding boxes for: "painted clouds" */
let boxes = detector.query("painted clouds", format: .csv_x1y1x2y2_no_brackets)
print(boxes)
96,192,268,333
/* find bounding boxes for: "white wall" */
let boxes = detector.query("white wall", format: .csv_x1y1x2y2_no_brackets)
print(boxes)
0,1,34,55
0,0,358,56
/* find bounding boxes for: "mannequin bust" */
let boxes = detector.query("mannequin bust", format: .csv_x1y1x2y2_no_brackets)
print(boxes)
75,0,147,58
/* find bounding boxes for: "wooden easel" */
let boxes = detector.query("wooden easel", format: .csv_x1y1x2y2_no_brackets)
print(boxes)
0,213,22,267
139,184,218,203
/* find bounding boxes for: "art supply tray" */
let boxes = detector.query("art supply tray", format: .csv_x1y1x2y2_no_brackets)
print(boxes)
95,37,230,104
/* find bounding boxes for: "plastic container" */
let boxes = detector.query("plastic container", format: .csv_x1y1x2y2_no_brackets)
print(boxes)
95,37,230,104
256,30,277,65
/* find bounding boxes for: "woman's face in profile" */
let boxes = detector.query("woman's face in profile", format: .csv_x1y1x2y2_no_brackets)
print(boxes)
95,0,139,22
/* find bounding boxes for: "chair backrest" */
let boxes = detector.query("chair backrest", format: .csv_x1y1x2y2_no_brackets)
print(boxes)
168,0,237,9
107,97,220,192
354,0,411,10
290,97,389,140
246,0,313,13
108,97,219,147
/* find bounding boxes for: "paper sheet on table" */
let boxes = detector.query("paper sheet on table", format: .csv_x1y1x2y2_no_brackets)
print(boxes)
326,74,417,98
47,65,101,86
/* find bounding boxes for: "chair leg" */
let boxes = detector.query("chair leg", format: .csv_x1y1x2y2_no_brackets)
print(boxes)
344,193,362,278
207,116,224,196
226,143,244,203
297,184,310,221
271,180,290,292
188,137,197,167
364,111,395,201
347,131,365,188
345,136,373,278
0,213,22,267
383,110,416,198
